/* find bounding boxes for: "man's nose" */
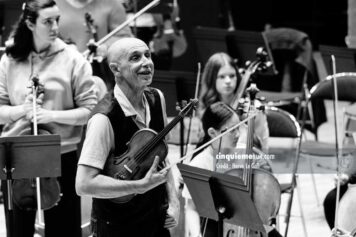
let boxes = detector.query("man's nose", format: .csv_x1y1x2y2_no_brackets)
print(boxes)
142,56,153,66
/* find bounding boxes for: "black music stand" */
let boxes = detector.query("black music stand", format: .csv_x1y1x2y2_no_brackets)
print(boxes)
178,163,266,237
0,135,61,237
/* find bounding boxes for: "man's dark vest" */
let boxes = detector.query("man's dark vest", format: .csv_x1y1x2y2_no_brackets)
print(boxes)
90,88,168,236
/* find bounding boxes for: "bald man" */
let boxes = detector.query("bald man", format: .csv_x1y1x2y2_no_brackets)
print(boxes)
76,38,179,237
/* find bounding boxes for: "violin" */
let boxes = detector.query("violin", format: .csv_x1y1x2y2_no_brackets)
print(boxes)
12,76,61,212
105,98,198,203
84,12,113,89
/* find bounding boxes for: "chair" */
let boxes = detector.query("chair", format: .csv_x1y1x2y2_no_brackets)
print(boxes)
300,72,356,163
261,28,327,138
297,72,356,232
265,106,308,237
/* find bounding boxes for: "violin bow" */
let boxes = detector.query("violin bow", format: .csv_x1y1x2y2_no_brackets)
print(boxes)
31,76,44,224
183,62,201,157
162,113,259,172
82,0,160,57
331,54,343,236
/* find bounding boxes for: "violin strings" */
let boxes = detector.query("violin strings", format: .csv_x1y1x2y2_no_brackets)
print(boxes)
118,113,186,177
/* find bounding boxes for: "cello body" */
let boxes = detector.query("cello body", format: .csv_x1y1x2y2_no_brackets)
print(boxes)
223,168,281,237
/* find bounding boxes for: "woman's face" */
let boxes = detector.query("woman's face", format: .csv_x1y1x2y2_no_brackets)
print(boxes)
215,64,238,98
30,5,60,47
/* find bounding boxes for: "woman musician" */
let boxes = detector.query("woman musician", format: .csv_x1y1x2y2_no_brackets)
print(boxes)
0,0,97,236
182,52,283,236
199,52,269,153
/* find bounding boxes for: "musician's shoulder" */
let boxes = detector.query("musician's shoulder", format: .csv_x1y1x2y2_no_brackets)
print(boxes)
90,92,115,118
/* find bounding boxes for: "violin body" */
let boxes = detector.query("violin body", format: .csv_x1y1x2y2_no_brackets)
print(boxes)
12,177,61,211
223,168,281,237
105,99,198,203
104,128,168,203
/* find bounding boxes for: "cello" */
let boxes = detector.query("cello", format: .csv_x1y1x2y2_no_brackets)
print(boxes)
223,83,281,237
222,49,281,236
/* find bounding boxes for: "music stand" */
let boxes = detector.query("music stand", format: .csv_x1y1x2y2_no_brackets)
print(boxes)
178,163,266,237
0,134,61,237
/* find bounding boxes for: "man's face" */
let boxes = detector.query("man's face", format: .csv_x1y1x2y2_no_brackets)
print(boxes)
118,42,154,89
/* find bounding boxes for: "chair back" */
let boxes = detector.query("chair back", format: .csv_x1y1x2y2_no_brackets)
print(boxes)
309,72,356,102
266,106,301,138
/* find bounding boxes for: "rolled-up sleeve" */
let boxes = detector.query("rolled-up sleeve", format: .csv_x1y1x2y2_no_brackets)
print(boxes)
72,56,97,110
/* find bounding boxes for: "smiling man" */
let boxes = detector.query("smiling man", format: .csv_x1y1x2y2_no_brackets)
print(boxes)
75,37,179,237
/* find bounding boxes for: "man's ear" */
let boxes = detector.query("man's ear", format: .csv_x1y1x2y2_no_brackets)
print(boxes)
109,62,120,75
25,19,34,32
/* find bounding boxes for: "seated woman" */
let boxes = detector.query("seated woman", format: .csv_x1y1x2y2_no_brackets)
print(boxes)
199,52,269,153
182,102,240,237
182,102,279,237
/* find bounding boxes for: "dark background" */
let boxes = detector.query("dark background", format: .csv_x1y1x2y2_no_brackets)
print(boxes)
0,0,349,71
172,0,348,71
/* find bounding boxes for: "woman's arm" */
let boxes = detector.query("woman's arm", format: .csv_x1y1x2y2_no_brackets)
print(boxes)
185,198,202,237
35,107,91,125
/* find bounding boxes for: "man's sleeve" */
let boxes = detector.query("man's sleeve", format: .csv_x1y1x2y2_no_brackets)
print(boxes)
78,113,114,169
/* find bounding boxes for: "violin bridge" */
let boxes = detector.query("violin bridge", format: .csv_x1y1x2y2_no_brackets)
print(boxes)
124,165,133,173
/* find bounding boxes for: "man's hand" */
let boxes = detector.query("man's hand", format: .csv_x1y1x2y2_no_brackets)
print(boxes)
138,156,168,194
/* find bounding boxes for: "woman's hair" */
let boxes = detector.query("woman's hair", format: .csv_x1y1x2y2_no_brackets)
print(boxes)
193,102,236,157
5,0,56,61
199,52,241,111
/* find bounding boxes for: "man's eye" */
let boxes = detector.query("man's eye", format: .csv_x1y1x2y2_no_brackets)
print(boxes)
131,55,139,61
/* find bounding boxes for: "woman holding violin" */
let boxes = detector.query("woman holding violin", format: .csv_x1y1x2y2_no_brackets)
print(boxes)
199,52,270,153
0,0,97,236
